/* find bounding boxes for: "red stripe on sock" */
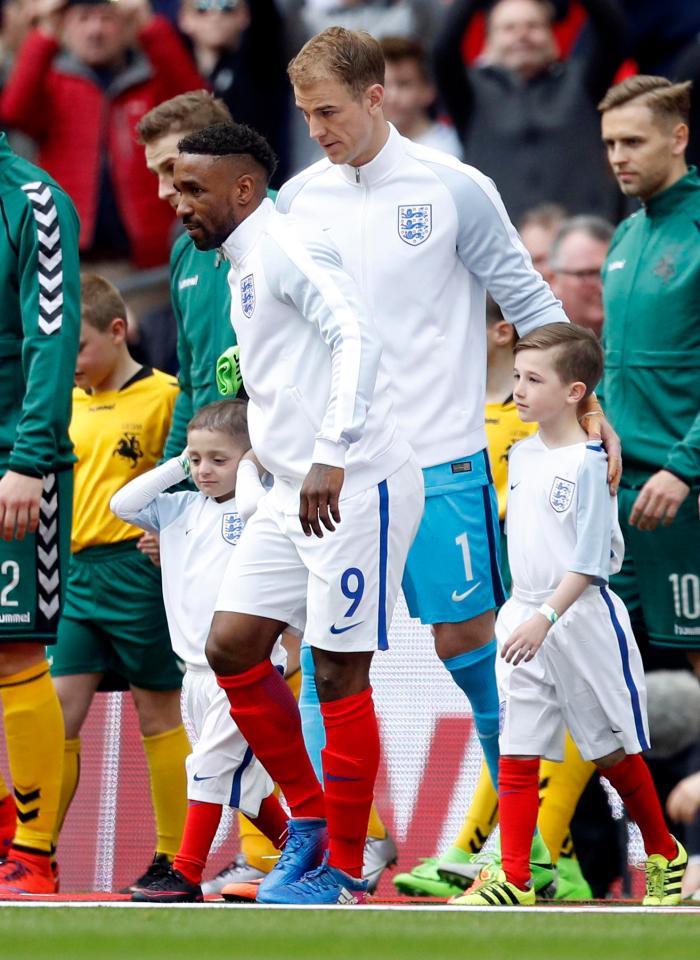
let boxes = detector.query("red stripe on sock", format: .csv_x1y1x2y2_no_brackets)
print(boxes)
320,687,379,878
602,754,676,861
498,757,540,890
174,801,222,884
217,660,324,820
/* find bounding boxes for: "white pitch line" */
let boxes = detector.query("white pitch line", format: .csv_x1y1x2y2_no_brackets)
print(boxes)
1,901,699,914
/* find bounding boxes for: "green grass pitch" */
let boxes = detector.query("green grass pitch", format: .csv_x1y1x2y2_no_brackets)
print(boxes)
2,909,699,960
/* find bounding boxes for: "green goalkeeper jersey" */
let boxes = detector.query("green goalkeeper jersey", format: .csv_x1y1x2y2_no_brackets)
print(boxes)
0,133,81,478
601,166,700,488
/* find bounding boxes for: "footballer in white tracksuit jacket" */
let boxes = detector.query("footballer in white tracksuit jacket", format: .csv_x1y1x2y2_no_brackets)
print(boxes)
215,197,424,654
277,122,569,625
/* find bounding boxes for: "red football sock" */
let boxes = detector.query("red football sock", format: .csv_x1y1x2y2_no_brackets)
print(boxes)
249,793,288,849
498,757,540,890
217,660,325,820
320,687,380,879
0,793,15,856
602,754,676,860
174,800,222,884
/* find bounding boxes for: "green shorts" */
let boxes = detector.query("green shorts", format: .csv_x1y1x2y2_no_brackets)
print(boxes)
51,540,183,690
611,484,700,650
0,469,72,644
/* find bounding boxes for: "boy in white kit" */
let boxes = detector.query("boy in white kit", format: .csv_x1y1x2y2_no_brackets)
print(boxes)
455,324,687,908
110,399,289,902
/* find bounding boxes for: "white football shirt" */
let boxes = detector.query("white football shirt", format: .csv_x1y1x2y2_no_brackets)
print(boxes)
506,436,624,598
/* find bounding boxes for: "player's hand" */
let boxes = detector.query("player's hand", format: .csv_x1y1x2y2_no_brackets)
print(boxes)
629,470,689,531
501,613,550,665
0,471,43,541
578,395,621,494
666,771,700,824
137,531,161,567
299,463,344,538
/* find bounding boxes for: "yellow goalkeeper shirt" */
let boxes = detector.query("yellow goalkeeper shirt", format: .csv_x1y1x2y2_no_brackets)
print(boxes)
70,366,178,552
484,394,537,521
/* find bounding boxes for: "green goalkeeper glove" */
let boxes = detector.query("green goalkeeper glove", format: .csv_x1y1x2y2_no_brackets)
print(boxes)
216,345,242,397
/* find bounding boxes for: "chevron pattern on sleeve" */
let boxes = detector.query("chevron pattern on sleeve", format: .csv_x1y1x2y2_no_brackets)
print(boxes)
21,181,64,336
35,473,61,630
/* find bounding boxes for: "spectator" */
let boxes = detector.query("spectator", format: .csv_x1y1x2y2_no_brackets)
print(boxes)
433,0,626,223
0,0,204,268
550,215,614,337
177,0,290,185
518,202,566,284
599,76,700,678
381,35,462,158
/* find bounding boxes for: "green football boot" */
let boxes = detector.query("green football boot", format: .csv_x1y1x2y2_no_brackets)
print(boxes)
393,857,464,898
554,856,593,900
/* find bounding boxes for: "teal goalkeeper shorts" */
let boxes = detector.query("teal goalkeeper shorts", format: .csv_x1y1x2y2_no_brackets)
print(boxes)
51,539,183,690
401,450,505,625
0,469,72,644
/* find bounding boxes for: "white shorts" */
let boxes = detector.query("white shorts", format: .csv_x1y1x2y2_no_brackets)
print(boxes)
495,585,650,763
181,663,280,814
215,458,424,653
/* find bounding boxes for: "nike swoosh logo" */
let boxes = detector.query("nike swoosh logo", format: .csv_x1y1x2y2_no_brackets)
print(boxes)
451,582,482,603
510,482,520,490
325,772,362,782
329,621,364,635
193,773,216,782
185,528,194,535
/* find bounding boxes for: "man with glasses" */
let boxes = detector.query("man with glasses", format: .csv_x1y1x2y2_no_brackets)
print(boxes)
550,216,614,338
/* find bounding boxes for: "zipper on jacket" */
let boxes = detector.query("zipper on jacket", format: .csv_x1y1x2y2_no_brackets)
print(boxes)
355,167,360,184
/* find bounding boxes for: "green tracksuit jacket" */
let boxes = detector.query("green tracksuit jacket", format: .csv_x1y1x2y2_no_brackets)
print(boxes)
162,232,235,460
0,133,81,478
601,167,700,487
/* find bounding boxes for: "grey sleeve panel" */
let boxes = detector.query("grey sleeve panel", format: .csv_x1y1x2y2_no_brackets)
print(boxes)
572,444,613,582
422,159,570,334
262,225,381,448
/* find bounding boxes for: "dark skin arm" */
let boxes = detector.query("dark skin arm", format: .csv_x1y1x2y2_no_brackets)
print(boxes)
299,463,344,538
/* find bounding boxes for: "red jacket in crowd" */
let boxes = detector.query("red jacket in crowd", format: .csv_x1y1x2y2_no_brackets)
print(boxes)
0,16,204,268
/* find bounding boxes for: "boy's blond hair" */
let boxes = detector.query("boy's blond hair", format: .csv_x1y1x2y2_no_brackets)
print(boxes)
188,399,250,448
598,76,692,128
288,27,384,98
514,323,603,397
80,273,127,333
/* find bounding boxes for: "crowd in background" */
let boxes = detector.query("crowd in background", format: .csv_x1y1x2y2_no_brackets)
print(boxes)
0,0,699,900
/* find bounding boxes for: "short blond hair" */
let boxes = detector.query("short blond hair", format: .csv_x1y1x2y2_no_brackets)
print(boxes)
514,323,603,397
598,75,692,127
288,27,384,98
80,273,127,332
136,90,233,145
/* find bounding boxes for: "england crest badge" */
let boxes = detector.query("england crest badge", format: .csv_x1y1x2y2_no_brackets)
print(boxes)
222,512,243,544
240,274,256,318
398,204,432,246
549,477,575,513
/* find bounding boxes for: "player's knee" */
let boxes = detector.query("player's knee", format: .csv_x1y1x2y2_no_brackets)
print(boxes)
205,616,254,675
433,612,495,661
313,650,372,702
594,748,626,769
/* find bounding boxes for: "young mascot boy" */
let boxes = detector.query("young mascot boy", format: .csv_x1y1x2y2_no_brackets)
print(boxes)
111,399,289,902
50,274,190,892
455,323,687,907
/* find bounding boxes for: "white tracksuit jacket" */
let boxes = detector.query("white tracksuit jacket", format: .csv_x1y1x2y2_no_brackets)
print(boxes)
276,123,569,469
222,198,412,503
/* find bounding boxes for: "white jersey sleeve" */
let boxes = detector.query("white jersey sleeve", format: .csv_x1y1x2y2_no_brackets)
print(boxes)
263,219,382,468
110,457,193,533
420,158,569,336
235,459,268,523
571,443,616,583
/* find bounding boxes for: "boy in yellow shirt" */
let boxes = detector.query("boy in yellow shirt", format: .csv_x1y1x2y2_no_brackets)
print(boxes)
50,274,190,892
